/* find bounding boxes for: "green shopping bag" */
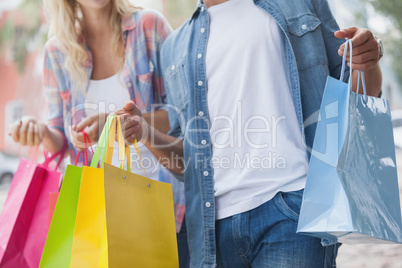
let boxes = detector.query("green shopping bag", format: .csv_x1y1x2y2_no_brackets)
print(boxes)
39,131,94,267
39,165,82,268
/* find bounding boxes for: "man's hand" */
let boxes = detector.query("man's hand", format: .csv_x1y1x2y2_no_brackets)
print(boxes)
112,101,148,145
8,116,48,146
335,27,380,71
335,27,382,97
69,113,108,150
112,101,184,174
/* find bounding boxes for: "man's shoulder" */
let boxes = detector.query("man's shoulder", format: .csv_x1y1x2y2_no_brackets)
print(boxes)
163,19,191,49
160,19,191,66
258,0,318,16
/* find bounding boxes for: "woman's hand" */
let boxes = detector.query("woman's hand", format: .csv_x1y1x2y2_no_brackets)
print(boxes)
69,113,108,150
8,116,48,146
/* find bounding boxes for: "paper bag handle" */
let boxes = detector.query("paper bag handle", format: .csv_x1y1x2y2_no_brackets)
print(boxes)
41,135,67,170
113,116,147,177
339,39,368,103
91,115,147,177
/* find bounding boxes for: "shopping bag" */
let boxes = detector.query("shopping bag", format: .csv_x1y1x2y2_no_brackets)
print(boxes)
40,131,94,268
48,192,59,227
70,116,115,267
297,40,402,244
0,148,64,267
39,165,82,268
103,117,178,267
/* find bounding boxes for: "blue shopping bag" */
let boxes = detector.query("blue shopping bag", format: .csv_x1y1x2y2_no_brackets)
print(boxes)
297,40,402,244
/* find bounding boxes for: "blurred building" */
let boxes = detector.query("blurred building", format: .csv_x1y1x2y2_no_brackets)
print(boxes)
0,1,44,156
329,0,402,110
0,0,401,157
0,0,193,156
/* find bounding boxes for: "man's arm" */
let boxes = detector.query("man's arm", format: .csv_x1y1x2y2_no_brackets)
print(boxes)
141,124,185,175
352,64,382,97
142,110,171,134
313,0,382,97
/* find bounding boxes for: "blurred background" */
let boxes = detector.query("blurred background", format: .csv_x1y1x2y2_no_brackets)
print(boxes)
0,0,401,266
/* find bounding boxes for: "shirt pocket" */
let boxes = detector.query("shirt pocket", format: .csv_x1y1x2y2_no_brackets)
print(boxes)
165,57,189,111
134,59,156,110
135,71,154,112
136,71,153,90
287,14,328,70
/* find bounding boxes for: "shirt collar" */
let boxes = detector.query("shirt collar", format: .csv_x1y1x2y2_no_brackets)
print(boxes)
121,15,136,32
191,0,204,21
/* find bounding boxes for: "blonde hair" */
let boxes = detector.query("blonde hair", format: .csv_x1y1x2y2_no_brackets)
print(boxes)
43,0,142,88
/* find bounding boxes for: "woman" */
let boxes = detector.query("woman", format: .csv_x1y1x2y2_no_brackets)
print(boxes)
8,0,189,266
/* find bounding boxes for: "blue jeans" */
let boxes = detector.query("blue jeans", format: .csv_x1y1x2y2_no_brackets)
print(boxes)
177,216,190,268
215,190,340,267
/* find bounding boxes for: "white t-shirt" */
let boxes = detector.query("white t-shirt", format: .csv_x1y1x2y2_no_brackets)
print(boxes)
85,74,160,181
206,0,309,219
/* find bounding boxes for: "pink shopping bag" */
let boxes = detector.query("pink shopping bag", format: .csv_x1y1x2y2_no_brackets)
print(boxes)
48,192,59,228
0,146,64,268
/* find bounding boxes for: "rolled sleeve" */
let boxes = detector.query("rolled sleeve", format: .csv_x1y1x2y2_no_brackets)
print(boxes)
43,43,65,134
314,0,350,81
144,10,173,108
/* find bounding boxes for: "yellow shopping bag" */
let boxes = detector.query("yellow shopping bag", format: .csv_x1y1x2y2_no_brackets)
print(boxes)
70,166,105,267
70,116,116,268
106,116,178,267
104,133,178,267
71,115,178,267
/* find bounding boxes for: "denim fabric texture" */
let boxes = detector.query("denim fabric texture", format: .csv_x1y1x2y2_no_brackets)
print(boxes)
216,190,340,268
177,216,191,268
160,0,350,267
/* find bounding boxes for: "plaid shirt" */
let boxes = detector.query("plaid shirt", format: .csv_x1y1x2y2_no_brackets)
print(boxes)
43,10,185,232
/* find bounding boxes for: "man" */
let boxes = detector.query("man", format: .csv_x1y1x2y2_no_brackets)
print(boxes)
117,0,383,266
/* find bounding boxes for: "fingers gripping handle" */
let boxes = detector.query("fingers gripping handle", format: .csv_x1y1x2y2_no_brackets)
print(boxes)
91,115,147,177
116,116,147,177
339,39,368,102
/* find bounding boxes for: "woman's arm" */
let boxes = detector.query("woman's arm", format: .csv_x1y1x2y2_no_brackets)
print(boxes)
9,42,68,155
9,116,65,154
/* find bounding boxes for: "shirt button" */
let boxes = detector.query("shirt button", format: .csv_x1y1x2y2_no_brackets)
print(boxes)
198,111,204,116
201,28,205,33
197,53,203,59
198,81,203,86
201,140,207,145
127,82,132,88
203,171,209,176
302,24,307,30
171,65,176,71
205,202,211,208
201,6,205,12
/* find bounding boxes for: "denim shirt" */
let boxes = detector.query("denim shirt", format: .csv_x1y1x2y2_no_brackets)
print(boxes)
160,0,349,266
